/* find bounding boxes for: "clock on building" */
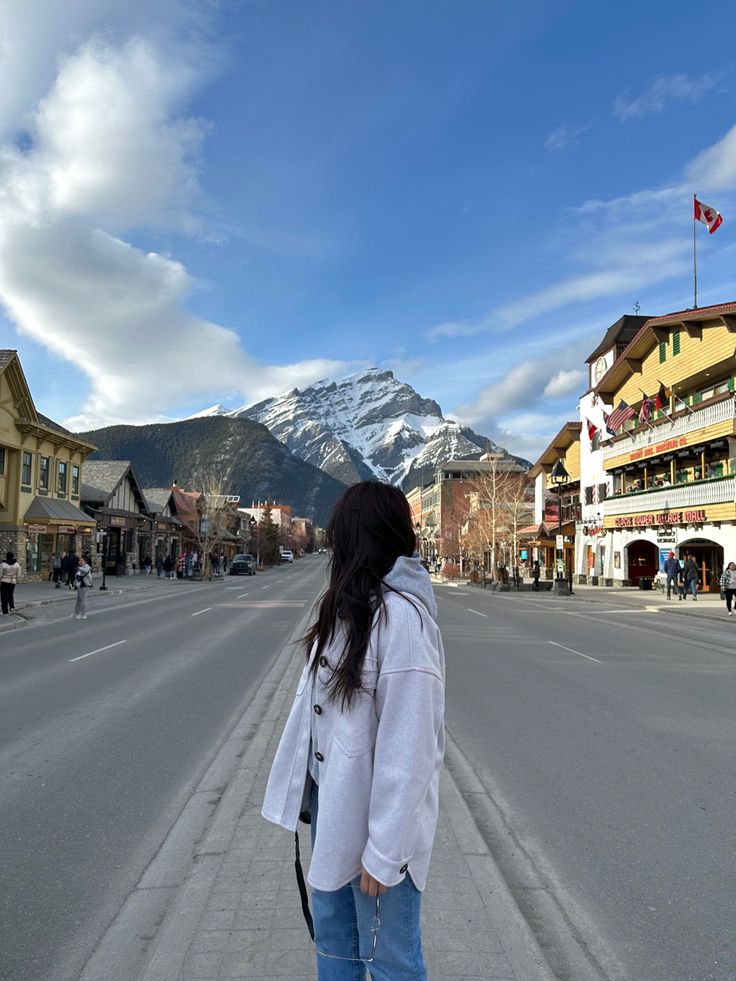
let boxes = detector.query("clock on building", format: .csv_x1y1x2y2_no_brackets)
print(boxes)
593,357,607,384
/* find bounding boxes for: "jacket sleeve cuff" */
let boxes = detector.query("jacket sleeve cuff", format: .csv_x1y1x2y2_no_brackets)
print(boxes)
361,838,409,888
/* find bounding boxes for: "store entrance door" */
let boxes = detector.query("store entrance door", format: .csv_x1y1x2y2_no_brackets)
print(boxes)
679,539,723,592
626,539,659,586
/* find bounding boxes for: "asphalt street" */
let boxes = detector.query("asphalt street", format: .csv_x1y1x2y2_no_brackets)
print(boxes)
435,584,735,981
0,559,327,981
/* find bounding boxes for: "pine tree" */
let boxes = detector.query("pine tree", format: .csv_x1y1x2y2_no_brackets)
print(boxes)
259,506,281,566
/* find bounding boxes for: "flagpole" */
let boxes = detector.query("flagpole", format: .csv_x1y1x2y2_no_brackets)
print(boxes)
693,194,698,309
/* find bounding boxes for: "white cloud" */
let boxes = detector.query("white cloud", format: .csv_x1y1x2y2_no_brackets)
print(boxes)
0,30,349,429
614,73,723,121
544,121,592,152
544,369,584,399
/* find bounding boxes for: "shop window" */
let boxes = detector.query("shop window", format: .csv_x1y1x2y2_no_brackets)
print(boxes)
57,461,67,495
598,482,607,502
584,486,594,505
672,329,681,355
21,451,32,487
692,391,702,405
659,341,667,364
0,446,5,475
72,465,80,496
39,456,49,491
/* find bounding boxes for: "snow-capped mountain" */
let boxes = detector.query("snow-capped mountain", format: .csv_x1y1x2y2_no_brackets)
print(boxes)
223,369,520,488
184,403,228,420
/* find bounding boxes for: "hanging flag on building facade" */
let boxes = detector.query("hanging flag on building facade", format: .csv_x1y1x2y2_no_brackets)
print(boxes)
587,419,599,443
607,400,636,433
654,381,670,411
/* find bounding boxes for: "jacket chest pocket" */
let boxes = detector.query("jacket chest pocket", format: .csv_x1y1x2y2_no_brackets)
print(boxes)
331,666,379,758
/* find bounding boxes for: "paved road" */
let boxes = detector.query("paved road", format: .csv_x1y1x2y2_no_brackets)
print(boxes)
436,584,736,981
0,559,327,981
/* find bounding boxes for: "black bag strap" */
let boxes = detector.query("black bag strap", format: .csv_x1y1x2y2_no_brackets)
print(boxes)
294,831,314,940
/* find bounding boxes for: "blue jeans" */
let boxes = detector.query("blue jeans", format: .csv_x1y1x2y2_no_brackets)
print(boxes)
686,576,697,596
310,784,426,980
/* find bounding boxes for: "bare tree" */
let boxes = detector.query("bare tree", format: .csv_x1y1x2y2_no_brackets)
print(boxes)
462,456,532,580
176,469,240,579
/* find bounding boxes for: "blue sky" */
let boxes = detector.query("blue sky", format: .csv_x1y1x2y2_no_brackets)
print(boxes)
2,1,736,460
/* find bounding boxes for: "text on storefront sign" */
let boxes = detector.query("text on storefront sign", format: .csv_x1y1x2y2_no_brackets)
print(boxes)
614,509,707,528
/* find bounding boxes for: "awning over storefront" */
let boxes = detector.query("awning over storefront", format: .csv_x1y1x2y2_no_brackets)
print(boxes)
23,497,95,529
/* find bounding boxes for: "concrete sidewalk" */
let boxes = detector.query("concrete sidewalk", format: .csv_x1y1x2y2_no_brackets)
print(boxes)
110,616,554,981
0,572,225,631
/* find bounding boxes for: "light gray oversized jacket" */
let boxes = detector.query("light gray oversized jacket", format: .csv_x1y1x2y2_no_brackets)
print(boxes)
262,556,445,892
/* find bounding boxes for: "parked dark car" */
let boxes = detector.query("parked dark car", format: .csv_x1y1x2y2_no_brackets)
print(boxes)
230,553,256,576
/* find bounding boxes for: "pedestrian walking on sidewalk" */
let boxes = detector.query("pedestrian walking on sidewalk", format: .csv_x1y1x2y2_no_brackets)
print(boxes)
720,561,736,615
72,555,93,619
156,555,164,577
532,559,540,591
263,481,445,979
663,551,681,600
1,551,21,615
684,554,699,600
52,551,63,587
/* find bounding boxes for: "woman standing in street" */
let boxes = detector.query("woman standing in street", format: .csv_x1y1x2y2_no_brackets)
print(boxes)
0,551,21,615
72,554,93,620
720,561,736,616
262,481,445,979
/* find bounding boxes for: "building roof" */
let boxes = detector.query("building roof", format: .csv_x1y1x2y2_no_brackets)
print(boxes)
0,349,15,372
594,299,736,398
37,413,74,436
142,487,175,513
23,496,94,524
529,422,582,477
585,315,650,364
82,460,132,503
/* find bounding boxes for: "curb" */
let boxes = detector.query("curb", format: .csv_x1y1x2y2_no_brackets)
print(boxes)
79,602,315,981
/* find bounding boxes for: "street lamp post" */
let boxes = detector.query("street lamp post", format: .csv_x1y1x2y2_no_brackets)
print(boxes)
249,516,260,568
550,458,569,595
99,530,108,591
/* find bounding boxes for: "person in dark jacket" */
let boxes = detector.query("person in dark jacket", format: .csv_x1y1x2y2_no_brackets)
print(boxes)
155,555,164,577
64,550,78,589
532,560,541,591
684,554,699,600
663,551,681,600
163,555,173,580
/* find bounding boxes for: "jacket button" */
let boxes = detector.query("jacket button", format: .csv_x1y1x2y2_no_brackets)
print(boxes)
319,656,328,668
313,704,322,714
399,863,408,874
314,751,324,762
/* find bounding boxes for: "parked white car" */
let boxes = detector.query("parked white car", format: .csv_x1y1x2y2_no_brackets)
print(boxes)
279,549,294,563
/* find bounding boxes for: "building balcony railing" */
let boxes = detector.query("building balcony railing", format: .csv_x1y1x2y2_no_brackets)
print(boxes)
603,395,736,462
604,475,736,515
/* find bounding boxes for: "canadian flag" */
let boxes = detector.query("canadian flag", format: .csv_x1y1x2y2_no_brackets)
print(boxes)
694,196,723,234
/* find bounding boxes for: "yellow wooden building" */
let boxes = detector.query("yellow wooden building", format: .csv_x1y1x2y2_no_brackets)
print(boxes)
595,301,736,589
527,422,581,576
0,350,96,579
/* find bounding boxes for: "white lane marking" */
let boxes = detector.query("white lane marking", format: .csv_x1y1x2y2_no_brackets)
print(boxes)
70,640,127,663
548,640,602,663
261,585,269,590
237,592,250,599
467,608,488,618
276,579,283,583
191,607,213,617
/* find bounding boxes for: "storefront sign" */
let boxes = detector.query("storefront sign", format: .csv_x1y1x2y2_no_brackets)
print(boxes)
24,524,47,533
57,525,77,534
656,530,676,544
110,516,127,527
628,435,687,462
614,509,707,528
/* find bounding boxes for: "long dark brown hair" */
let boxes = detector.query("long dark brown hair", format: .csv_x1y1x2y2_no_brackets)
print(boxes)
305,481,416,706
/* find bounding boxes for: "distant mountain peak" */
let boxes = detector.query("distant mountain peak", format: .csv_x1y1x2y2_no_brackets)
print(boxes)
228,367,520,488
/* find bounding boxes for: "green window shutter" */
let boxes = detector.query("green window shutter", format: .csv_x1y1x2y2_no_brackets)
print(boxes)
692,391,702,404
659,341,667,363
728,377,735,392
672,330,680,355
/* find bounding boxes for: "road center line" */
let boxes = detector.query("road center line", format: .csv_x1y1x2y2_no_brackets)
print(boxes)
70,640,127,663
261,585,269,590
237,592,250,599
191,607,213,617
548,640,602,663
467,608,488,618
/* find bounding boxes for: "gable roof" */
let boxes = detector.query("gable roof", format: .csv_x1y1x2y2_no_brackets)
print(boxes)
142,487,176,513
585,315,650,364
529,422,582,477
594,300,736,398
82,460,149,513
